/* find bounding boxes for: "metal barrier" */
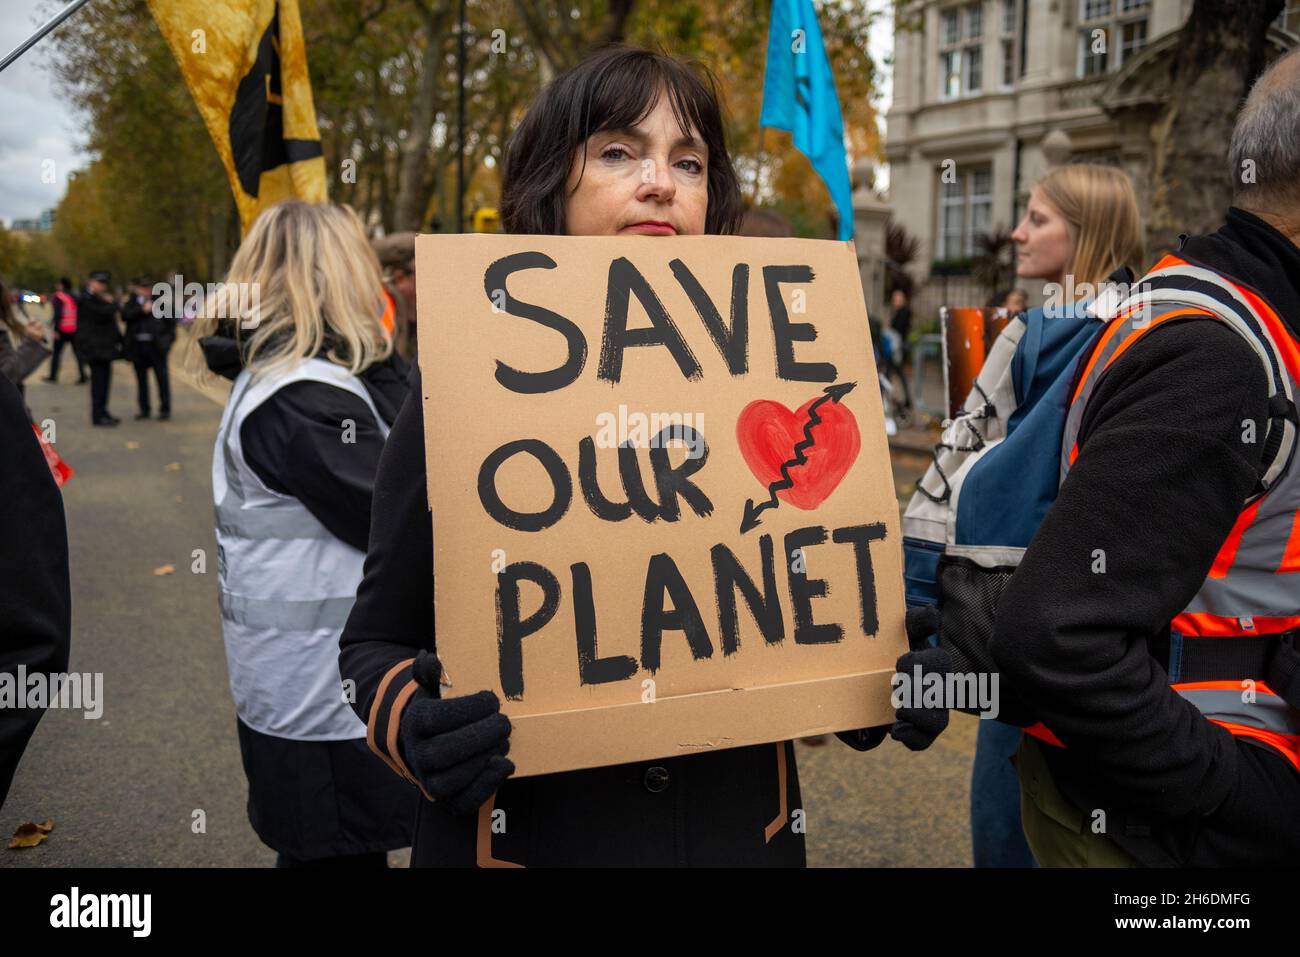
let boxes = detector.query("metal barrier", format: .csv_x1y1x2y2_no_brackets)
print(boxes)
910,333,946,420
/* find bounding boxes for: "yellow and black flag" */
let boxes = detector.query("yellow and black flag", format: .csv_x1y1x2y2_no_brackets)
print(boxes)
147,0,328,232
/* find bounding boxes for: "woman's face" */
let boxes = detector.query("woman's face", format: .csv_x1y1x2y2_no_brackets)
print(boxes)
1010,188,1075,284
563,89,709,237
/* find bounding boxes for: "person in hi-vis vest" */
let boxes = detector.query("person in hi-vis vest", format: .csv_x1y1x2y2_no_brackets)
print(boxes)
989,47,1300,867
194,201,415,867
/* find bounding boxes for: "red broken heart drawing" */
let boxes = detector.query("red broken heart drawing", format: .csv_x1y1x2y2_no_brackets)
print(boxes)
736,390,861,510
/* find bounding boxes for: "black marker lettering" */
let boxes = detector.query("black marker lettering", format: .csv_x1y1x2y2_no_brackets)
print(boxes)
571,562,639,686
478,439,571,532
640,552,713,672
599,257,703,383
784,525,843,644
832,523,887,637
496,560,561,699
670,259,749,375
764,264,836,383
648,425,713,521
484,252,587,393
711,534,784,655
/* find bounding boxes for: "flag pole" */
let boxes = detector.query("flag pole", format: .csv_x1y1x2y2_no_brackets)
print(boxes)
0,0,95,74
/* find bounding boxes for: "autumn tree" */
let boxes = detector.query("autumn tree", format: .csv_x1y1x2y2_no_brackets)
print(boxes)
37,0,884,276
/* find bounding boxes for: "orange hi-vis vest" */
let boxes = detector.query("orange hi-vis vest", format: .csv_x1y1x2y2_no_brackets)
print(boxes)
379,287,396,338
1024,254,1300,770
54,290,77,334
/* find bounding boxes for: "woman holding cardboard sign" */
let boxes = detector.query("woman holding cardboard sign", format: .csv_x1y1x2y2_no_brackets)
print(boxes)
340,45,945,867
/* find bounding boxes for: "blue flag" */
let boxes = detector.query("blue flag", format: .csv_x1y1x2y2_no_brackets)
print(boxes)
760,0,855,241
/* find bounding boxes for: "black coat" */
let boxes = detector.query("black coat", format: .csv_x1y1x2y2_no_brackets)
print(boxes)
122,295,175,359
339,366,807,867
0,374,71,808
74,293,122,363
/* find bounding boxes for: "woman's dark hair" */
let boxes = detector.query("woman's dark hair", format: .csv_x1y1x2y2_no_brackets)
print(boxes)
501,44,743,236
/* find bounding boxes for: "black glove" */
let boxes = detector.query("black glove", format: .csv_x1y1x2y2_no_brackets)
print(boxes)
398,650,515,815
891,605,952,751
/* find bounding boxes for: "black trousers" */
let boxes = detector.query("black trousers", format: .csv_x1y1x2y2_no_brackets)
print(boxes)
47,331,85,382
88,361,112,421
132,342,170,415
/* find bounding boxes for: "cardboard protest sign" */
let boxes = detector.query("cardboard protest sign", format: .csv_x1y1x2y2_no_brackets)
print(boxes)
416,234,906,777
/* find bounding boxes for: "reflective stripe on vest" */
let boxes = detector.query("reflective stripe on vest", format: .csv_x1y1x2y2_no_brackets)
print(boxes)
1041,255,1300,769
1177,681,1300,772
212,358,392,741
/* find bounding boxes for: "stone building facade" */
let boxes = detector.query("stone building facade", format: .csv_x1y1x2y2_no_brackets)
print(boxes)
884,0,1300,311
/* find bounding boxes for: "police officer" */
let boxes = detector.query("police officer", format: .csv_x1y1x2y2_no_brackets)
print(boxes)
77,271,122,427
122,277,173,420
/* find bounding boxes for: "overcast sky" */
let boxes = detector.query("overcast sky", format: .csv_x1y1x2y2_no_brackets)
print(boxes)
0,0,89,225
0,0,892,226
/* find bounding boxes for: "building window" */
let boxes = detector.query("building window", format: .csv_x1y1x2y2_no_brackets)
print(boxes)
938,3,986,100
966,45,983,92
937,165,994,260
1079,28,1109,76
942,7,960,45
1000,0,1017,88
1276,1,1300,36
941,50,962,98
1077,0,1148,78
1120,19,1147,62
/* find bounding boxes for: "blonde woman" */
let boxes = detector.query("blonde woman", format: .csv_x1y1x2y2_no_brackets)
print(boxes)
951,164,1145,868
196,201,414,867
1010,163,1143,304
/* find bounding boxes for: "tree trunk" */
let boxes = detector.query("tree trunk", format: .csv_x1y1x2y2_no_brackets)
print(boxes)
597,0,635,46
1146,0,1284,257
394,5,447,231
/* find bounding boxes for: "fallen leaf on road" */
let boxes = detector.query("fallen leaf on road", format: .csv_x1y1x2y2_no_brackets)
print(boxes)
164,462,183,472
153,564,176,576
8,820,54,849
174,496,184,503
125,441,140,450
